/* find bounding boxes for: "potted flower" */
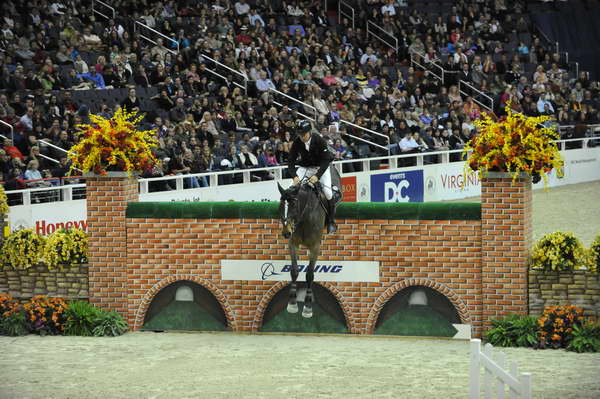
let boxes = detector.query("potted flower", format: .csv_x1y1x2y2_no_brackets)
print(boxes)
68,107,158,176
463,103,564,185
41,228,88,271
530,231,590,272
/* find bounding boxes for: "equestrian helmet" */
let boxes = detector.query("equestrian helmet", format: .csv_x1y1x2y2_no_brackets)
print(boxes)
297,120,312,134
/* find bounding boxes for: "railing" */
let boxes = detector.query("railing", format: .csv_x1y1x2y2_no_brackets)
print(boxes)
366,20,398,53
4,136,597,206
0,120,14,142
134,21,179,55
339,120,390,155
200,52,248,94
269,88,318,121
470,339,532,399
459,80,494,112
91,0,115,20
410,49,445,84
338,0,355,30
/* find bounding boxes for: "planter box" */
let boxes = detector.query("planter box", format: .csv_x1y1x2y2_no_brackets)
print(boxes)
529,269,600,319
0,263,89,300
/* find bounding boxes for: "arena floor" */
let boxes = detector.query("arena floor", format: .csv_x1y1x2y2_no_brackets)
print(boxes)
1,332,599,399
1,181,599,399
450,180,600,246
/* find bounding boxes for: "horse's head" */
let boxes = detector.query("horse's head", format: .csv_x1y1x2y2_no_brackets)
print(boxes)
277,182,307,239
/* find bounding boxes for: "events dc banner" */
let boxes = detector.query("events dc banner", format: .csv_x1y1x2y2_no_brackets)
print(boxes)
370,170,424,202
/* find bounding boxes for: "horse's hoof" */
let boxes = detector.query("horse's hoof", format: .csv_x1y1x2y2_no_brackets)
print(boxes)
287,303,299,313
302,307,313,318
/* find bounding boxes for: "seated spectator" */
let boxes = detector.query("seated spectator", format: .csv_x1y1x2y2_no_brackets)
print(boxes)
76,69,106,89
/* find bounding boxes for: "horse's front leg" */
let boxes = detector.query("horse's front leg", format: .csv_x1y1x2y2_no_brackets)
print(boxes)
302,243,320,318
287,242,300,314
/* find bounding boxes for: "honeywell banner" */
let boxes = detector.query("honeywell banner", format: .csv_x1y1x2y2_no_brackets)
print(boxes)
8,200,87,234
220,260,380,282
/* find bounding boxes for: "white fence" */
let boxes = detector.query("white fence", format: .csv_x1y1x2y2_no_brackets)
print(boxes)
470,339,532,399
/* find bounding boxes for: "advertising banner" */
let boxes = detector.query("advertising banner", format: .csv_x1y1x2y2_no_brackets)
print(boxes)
8,200,87,234
370,170,424,202
340,176,357,202
220,260,380,282
424,163,481,202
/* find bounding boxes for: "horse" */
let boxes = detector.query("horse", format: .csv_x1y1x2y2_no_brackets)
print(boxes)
277,180,328,318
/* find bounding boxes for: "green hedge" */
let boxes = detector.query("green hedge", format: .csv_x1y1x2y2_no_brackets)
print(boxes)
126,201,481,221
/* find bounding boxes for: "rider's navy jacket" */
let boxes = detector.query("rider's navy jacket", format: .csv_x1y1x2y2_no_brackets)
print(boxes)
287,133,334,179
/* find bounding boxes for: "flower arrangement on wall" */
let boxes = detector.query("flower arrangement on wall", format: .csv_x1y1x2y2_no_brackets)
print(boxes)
0,185,8,215
530,231,594,272
1,228,87,270
68,107,158,176
463,104,564,185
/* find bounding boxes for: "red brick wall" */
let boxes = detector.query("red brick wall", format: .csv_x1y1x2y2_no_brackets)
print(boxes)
86,175,138,315
85,174,532,338
480,173,532,329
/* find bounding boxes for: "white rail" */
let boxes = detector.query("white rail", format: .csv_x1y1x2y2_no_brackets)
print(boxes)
200,52,248,94
134,21,179,55
470,339,532,399
410,49,445,84
4,137,597,205
92,0,115,20
269,88,318,121
459,80,494,112
0,120,14,142
366,20,398,53
338,0,355,30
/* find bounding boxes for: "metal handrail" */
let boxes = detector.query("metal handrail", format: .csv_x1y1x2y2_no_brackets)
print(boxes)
92,0,115,20
410,49,445,84
269,88,318,121
0,120,14,142
134,21,179,55
340,131,388,151
458,80,494,112
271,100,315,122
204,68,245,90
366,20,398,53
38,139,72,155
201,52,248,93
338,0,355,30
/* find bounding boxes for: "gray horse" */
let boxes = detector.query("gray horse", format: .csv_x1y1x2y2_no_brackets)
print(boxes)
277,181,327,318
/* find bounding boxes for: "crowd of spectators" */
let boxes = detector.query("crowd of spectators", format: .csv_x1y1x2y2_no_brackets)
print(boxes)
0,0,597,194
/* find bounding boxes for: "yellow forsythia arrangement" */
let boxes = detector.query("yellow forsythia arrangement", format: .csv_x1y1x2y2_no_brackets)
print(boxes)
590,234,600,274
1,229,46,270
530,231,591,272
0,184,9,215
1,228,88,270
69,107,158,175
41,228,88,270
464,103,564,185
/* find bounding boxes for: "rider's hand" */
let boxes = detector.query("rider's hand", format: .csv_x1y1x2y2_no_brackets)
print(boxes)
309,175,319,184
293,176,300,185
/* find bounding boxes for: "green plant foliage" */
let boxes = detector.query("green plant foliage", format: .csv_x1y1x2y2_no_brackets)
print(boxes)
64,301,99,336
0,312,28,336
485,314,539,347
92,310,128,337
567,322,600,353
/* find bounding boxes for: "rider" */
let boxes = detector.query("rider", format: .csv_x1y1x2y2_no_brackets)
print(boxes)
288,119,339,233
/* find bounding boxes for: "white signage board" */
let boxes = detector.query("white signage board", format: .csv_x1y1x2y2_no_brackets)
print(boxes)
8,199,87,234
424,163,481,202
220,260,380,282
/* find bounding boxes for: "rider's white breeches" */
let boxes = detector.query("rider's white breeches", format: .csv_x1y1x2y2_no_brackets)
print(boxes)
295,166,333,200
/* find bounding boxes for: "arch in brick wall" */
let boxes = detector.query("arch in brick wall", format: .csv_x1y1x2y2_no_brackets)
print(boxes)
251,281,356,332
365,278,472,334
133,275,237,330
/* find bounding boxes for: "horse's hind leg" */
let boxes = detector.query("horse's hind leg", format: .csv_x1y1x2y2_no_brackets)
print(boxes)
302,244,320,318
287,243,300,314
